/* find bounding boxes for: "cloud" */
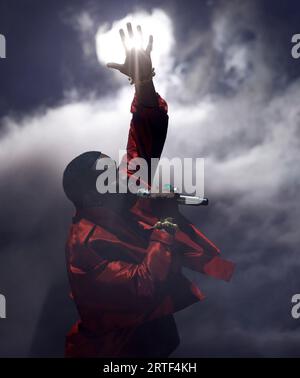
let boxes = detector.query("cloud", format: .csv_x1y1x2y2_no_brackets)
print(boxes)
1,1,300,357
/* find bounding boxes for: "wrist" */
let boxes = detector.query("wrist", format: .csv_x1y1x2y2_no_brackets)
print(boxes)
134,79,154,93
131,67,155,86
135,80,158,107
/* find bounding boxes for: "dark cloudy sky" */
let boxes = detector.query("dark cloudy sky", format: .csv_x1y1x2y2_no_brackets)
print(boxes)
1,0,300,357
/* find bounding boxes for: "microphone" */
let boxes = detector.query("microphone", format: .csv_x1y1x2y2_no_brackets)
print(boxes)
176,194,209,206
136,188,209,206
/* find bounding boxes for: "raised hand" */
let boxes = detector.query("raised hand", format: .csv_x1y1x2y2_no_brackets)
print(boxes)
107,23,155,84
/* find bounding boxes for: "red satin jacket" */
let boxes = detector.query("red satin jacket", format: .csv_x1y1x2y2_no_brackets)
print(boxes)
65,94,235,358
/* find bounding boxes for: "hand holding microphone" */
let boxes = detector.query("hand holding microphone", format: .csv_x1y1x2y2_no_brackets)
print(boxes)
137,187,209,206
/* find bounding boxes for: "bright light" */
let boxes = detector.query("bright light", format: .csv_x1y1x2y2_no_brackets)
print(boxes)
95,9,173,72
124,32,143,51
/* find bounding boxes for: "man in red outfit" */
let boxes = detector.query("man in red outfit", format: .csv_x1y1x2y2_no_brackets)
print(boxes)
63,23,235,358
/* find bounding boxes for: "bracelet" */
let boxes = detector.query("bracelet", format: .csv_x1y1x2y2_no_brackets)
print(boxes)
128,68,156,85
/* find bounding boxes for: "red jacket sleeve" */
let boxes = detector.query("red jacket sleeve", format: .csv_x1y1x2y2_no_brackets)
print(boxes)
79,228,179,328
120,93,169,187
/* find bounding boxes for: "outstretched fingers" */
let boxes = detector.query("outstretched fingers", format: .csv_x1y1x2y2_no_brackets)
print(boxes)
106,62,123,71
137,25,143,48
119,28,127,52
126,22,134,39
146,34,153,55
